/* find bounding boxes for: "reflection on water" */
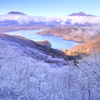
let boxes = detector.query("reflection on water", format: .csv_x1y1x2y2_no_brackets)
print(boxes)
6,30,78,49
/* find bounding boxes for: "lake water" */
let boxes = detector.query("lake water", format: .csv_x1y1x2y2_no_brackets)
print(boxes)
6,30,78,49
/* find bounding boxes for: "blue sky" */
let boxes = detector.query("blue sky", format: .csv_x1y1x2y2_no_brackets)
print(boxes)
0,0,100,17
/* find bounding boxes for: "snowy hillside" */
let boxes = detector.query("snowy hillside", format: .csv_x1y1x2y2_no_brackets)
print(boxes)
0,34,67,66
0,33,100,100
0,11,100,26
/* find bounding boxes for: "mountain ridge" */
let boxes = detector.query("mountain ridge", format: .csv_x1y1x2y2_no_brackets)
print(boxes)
7,11,26,15
0,33,68,62
0,11,100,26
69,12,94,16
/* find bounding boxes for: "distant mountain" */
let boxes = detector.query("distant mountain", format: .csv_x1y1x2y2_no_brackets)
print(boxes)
0,11,100,100
69,12,94,16
0,11,100,26
7,11,26,15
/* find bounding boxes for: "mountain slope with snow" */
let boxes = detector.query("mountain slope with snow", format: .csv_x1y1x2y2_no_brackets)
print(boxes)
0,33,99,100
0,33,67,65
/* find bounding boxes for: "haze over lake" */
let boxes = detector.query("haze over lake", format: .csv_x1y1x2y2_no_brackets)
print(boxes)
6,30,78,49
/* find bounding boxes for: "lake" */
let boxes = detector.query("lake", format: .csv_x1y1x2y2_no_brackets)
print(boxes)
6,30,78,49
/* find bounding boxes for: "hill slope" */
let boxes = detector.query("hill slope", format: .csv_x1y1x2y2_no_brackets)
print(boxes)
0,33,67,65
67,37,100,55
0,33,99,100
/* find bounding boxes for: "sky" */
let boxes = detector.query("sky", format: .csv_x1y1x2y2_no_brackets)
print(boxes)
0,0,100,17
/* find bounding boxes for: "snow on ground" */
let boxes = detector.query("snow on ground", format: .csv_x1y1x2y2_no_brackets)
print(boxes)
0,35,99,100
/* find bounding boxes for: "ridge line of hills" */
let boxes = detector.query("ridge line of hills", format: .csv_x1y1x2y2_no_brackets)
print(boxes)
0,11,100,26
0,11,100,100
0,11,100,56
7,11,96,16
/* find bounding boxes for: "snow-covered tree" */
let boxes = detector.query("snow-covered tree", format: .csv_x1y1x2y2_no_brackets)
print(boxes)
0,38,100,100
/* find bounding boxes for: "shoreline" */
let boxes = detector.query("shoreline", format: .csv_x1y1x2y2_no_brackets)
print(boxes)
5,29,79,50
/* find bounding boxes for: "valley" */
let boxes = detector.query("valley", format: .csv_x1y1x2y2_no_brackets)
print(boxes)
1,24,100,56
5,30,78,49
0,11,100,100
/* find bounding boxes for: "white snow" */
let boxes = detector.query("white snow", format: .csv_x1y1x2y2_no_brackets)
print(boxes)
0,34,99,100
